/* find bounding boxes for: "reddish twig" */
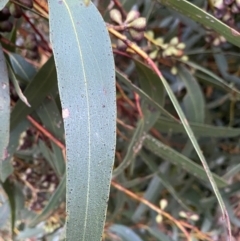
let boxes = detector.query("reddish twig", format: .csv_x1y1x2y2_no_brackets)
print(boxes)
27,115,65,151
134,92,143,118
111,180,191,240
116,81,135,108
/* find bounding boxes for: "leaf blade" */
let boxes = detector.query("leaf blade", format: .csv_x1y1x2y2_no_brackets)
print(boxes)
0,43,10,169
158,0,240,48
48,1,116,241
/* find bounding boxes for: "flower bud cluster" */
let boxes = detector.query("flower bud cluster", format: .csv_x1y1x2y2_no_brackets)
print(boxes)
146,31,188,75
109,8,146,49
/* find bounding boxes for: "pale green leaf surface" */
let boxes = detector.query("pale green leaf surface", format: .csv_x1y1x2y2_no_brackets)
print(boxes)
48,1,116,241
0,0,8,10
158,0,240,48
0,44,10,166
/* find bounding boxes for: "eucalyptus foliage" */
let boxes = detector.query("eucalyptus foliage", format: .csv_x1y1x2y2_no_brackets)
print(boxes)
1,0,240,241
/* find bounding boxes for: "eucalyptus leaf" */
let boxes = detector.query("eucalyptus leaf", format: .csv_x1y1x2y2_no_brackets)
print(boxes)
48,1,116,241
10,56,57,130
0,0,8,10
158,0,240,48
0,43,10,168
144,135,227,188
8,53,36,83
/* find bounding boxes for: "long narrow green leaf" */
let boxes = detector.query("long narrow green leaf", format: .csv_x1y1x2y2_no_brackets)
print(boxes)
140,151,190,211
8,53,36,83
152,60,230,236
37,97,65,177
144,135,227,188
109,224,144,241
0,43,10,167
113,119,145,178
10,56,57,130
158,0,240,48
7,62,31,107
184,61,240,97
145,226,173,241
132,168,165,222
116,69,178,122
179,65,205,123
155,117,240,137
48,1,116,241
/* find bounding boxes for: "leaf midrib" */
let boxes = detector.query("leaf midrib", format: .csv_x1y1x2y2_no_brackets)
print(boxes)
62,1,91,240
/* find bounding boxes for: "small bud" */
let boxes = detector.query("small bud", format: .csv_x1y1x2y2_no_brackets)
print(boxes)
109,9,123,25
127,17,146,31
163,46,174,57
181,55,189,62
156,214,163,223
171,66,178,75
176,42,185,50
9,3,23,18
149,49,158,60
145,30,154,39
213,0,225,10
116,39,127,51
161,43,169,50
237,0,240,8
169,37,179,46
213,37,221,46
190,214,199,221
219,35,226,43
231,4,240,13
222,11,232,22
155,37,164,46
179,211,187,218
159,199,168,210
125,10,140,24
222,11,234,26
129,29,144,41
